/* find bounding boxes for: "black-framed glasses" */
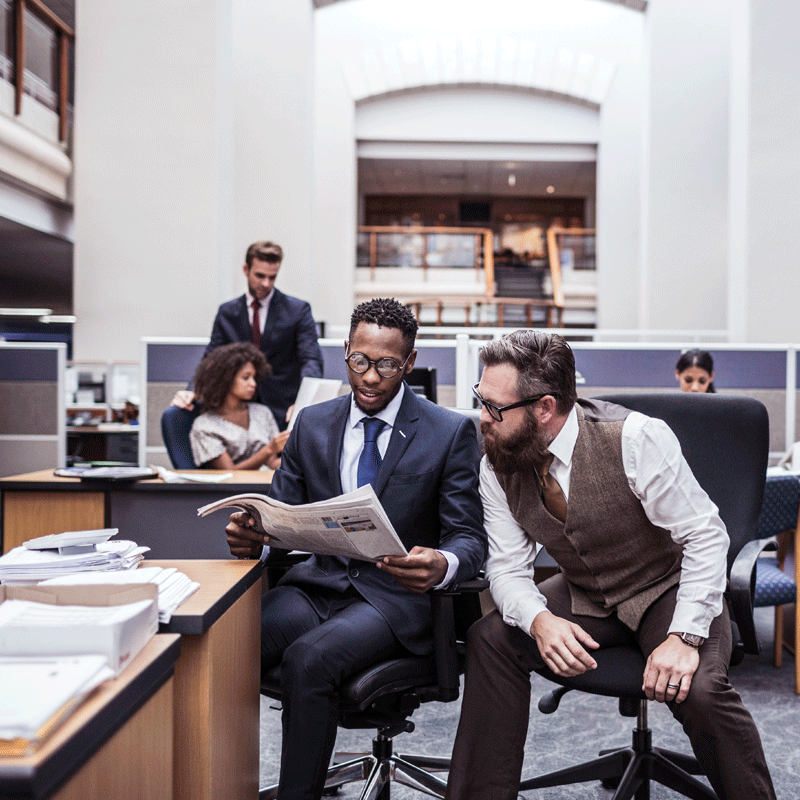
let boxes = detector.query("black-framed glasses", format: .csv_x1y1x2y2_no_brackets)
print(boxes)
346,350,412,378
472,384,554,422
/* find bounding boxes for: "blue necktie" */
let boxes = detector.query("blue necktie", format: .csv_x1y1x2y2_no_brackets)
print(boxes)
357,417,386,489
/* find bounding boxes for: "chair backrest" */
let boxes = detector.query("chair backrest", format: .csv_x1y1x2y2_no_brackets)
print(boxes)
406,367,437,403
596,393,769,573
160,405,200,468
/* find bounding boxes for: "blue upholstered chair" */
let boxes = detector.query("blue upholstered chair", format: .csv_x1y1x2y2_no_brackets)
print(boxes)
160,405,200,469
754,474,799,693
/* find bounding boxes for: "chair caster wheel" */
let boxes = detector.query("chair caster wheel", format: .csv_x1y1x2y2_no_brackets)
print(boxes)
601,777,620,790
322,787,341,796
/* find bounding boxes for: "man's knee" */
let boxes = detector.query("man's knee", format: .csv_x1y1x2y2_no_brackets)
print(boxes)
281,637,338,690
672,665,739,728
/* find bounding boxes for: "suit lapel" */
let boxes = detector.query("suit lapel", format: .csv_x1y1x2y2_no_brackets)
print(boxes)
235,295,250,340
326,396,350,497
374,387,419,497
260,289,283,348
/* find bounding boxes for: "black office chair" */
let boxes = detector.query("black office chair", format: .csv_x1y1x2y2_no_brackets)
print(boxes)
519,393,772,800
160,405,200,468
406,367,437,404
258,579,486,800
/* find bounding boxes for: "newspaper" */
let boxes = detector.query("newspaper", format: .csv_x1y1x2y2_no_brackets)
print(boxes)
197,484,408,562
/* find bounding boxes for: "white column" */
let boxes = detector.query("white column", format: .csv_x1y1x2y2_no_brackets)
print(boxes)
232,1,316,312
737,0,800,343
642,0,732,334
73,0,235,362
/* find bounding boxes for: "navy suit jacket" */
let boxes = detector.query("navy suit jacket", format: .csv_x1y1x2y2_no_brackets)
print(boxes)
205,289,323,426
268,388,487,655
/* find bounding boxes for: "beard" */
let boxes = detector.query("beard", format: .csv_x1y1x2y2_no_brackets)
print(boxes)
482,412,551,477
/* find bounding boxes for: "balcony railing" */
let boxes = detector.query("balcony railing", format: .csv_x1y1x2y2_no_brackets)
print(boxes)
1,0,73,142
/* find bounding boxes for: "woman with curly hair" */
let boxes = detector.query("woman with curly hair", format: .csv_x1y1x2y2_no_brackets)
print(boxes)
189,342,289,469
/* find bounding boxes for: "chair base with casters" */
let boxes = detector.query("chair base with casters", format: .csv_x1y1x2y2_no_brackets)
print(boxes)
521,686,715,800
258,582,485,800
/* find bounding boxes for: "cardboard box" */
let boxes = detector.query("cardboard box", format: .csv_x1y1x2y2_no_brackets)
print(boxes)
0,584,158,675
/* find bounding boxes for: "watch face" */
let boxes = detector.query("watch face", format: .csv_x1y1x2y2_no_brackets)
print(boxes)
681,633,704,647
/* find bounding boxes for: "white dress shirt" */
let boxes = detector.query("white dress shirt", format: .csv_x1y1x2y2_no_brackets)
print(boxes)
247,289,274,338
264,383,460,588
483,405,729,640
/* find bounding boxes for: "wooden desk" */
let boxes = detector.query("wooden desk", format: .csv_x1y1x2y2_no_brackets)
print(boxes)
0,634,180,800
149,559,262,800
0,470,272,558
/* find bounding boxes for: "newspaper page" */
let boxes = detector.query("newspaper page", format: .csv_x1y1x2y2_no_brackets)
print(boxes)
197,484,408,561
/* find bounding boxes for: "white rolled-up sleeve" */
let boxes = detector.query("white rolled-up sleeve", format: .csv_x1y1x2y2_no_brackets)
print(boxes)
481,456,547,637
622,413,729,639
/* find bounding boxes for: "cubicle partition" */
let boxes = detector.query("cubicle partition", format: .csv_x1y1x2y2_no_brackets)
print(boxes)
0,342,66,477
140,337,209,468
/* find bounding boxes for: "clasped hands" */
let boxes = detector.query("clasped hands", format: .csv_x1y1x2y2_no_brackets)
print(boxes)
225,512,447,593
531,611,698,704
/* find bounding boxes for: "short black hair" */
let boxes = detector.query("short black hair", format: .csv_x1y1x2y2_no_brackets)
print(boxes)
349,298,418,354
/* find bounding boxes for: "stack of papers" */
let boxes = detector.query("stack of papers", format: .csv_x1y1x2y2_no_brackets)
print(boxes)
43,566,200,624
0,655,113,755
153,465,233,484
0,541,148,585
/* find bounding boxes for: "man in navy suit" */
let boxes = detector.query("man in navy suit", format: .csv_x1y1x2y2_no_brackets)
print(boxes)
172,241,323,428
226,298,486,800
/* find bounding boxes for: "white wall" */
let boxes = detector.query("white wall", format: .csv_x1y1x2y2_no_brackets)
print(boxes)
232,1,316,309
73,0,236,362
741,0,800,342
642,0,731,333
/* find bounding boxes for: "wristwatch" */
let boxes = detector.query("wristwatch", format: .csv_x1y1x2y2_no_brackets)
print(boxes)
674,632,705,649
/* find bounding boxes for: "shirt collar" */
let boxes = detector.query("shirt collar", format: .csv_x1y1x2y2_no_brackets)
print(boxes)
348,382,406,431
249,288,274,309
547,404,579,467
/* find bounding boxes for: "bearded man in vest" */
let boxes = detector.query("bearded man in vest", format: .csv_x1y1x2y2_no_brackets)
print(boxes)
445,330,775,800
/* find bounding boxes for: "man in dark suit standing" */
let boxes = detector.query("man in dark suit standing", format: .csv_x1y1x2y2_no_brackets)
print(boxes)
226,298,486,800
173,241,323,428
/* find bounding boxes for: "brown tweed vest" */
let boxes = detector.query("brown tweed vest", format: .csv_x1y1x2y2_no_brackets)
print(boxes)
495,399,682,631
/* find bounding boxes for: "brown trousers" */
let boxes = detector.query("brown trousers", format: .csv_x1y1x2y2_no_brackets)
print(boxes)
445,575,776,800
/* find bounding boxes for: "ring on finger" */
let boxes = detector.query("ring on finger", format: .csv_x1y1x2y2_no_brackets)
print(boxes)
667,682,680,689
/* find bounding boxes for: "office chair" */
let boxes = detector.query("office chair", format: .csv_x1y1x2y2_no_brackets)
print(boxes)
160,405,200,468
519,392,771,800
258,579,486,800
406,367,437,404
753,473,799,692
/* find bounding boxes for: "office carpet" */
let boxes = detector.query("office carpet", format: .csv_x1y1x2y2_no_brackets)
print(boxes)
259,607,798,798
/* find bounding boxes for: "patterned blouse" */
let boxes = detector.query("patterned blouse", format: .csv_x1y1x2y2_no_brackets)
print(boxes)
190,402,279,468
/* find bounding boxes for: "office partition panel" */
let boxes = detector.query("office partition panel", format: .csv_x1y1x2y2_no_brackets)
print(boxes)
0,342,66,477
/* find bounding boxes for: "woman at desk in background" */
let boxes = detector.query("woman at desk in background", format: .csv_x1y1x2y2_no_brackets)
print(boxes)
675,349,716,393
190,343,289,470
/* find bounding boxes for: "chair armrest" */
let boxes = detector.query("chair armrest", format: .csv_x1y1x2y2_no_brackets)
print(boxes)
429,577,488,701
729,537,778,655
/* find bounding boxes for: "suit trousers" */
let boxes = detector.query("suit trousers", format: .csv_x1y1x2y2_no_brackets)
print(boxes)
261,584,405,800
445,575,776,800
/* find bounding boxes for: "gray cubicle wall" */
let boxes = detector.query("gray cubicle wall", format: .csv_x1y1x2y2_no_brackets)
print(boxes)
0,342,66,477
140,337,209,467
569,343,790,458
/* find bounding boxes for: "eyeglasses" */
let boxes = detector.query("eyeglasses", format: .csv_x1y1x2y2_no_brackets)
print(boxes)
346,350,412,378
472,384,554,422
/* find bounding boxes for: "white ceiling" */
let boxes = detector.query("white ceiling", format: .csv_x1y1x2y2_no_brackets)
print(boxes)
358,157,596,197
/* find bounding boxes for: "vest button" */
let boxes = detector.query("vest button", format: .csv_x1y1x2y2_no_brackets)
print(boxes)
565,529,573,537
350,568,359,578
580,551,588,557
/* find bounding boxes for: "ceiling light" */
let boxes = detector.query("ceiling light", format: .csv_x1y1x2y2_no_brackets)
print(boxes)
508,174,516,187
546,185,555,194
39,315,76,323
0,307,52,316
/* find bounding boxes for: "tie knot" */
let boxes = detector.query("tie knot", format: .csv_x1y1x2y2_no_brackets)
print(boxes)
362,417,386,443
538,452,555,476
251,299,259,310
